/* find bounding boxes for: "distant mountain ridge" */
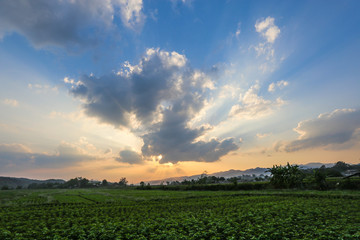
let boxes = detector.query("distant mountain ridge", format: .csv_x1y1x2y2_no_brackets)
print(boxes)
145,162,337,185
0,177,65,188
298,162,335,169
0,162,346,187
146,168,269,185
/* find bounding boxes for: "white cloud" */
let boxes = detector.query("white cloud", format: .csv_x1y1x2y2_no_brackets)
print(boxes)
256,133,270,139
268,80,288,92
229,82,285,119
28,83,58,94
268,82,276,92
227,22,241,43
252,43,277,73
2,98,18,107
144,48,187,68
63,77,82,86
218,85,241,99
277,80,288,88
235,22,241,38
253,17,280,68
236,29,241,38
255,17,280,43
115,0,145,30
253,42,275,60
285,109,360,152
255,17,273,33
170,0,193,8
191,70,215,90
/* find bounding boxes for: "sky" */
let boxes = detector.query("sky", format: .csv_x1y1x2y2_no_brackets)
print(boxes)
0,0,359,183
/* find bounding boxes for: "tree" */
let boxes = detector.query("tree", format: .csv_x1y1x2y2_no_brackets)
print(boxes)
325,168,343,177
79,177,89,188
63,177,90,188
102,179,108,186
267,163,304,189
228,177,238,185
332,161,350,172
313,168,327,190
119,177,128,187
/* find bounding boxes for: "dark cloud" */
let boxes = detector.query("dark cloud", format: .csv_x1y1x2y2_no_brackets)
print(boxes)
69,49,239,164
116,150,143,164
71,50,185,127
285,109,360,152
71,74,132,127
141,105,239,164
0,143,95,172
0,0,115,49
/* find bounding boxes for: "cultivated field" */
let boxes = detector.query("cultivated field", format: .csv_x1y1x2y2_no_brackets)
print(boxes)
1,189,359,239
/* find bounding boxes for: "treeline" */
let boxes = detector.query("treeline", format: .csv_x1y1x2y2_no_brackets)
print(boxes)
24,177,129,190
1,161,359,191
267,162,360,190
136,161,360,191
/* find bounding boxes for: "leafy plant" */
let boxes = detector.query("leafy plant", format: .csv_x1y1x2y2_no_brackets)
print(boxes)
267,163,305,188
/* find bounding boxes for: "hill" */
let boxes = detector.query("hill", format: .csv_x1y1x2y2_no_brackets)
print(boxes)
0,177,65,189
146,167,271,185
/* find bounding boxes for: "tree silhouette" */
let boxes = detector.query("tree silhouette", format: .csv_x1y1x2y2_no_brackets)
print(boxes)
267,163,304,189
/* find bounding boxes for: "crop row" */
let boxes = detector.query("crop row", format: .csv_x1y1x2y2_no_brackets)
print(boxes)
1,192,359,239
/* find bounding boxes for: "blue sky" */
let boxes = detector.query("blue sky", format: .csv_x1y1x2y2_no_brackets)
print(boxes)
0,0,359,182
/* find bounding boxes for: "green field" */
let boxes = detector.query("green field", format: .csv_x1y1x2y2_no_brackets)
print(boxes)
1,189,359,239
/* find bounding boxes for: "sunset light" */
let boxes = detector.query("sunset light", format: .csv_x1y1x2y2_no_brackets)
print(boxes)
0,0,359,184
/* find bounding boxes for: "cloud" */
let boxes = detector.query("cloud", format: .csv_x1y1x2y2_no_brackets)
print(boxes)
253,17,280,68
268,80,288,92
116,0,145,30
253,43,274,59
235,26,241,38
0,143,32,154
229,82,285,119
116,150,144,164
0,0,145,49
68,48,239,164
141,109,239,163
2,98,18,107
69,48,188,127
28,83,58,94
170,0,193,8
285,109,360,152
256,133,270,139
0,142,96,171
255,17,280,43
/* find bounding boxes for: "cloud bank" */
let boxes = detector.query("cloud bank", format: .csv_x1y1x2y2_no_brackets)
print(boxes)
0,0,144,49
68,48,239,164
285,109,360,152
0,142,96,171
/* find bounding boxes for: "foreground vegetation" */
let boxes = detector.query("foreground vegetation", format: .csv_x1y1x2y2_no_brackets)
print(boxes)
1,189,359,239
